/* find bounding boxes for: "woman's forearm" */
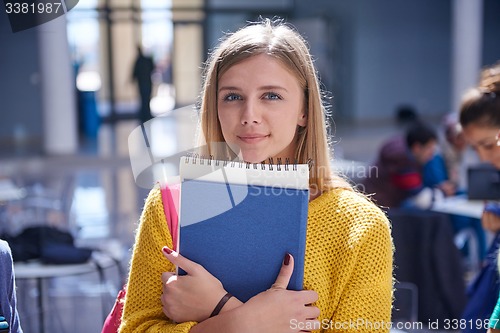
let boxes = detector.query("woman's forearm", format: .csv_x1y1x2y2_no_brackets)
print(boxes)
190,302,251,333
188,285,319,333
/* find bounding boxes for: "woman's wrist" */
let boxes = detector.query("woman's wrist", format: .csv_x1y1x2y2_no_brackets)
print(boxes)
219,295,243,314
210,292,244,316
210,292,233,317
190,298,251,333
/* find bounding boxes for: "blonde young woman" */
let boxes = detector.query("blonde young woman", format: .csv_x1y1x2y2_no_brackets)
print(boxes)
119,18,393,333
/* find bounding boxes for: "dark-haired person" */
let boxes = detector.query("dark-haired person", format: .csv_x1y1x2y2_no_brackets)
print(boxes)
421,114,467,196
460,63,500,237
457,61,500,333
363,121,446,208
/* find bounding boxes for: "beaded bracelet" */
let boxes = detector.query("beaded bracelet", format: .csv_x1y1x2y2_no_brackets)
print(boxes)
209,292,233,318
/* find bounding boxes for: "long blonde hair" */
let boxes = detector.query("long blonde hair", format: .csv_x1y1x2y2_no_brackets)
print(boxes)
198,18,350,195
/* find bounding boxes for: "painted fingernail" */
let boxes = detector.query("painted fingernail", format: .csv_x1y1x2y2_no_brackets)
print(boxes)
162,246,172,254
284,253,290,266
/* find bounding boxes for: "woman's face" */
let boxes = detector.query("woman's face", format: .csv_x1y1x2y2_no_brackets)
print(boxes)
217,54,306,163
462,123,500,169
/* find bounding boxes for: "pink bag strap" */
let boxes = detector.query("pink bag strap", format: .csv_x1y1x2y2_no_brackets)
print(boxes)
101,185,180,333
160,183,180,251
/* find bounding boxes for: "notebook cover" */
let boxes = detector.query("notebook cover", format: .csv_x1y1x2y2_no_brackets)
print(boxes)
178,158,309,302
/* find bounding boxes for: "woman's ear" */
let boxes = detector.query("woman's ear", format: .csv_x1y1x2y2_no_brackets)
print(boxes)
297,111,307,127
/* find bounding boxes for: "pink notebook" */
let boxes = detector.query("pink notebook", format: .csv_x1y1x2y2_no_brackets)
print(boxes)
160,183,180,251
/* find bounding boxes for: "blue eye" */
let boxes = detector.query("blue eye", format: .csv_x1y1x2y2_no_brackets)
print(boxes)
223,93,241,101
264,92,282,100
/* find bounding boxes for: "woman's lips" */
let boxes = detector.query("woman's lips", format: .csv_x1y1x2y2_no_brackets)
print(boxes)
237,134,269,144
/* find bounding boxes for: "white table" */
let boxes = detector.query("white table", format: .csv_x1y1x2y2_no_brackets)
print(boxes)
14,252,118,333
431,195,485,219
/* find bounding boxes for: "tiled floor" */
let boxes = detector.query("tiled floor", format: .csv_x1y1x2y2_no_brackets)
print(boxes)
0,111,411,332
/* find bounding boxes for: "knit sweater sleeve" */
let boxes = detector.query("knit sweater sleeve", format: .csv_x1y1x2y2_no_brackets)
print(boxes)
329,193,393,332
305,190,393,333
119,186,197,333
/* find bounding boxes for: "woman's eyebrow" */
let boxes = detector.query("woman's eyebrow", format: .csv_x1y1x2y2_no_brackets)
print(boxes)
218,85,289,93
477,136,497,145
218,86,240,92
258,85,288,92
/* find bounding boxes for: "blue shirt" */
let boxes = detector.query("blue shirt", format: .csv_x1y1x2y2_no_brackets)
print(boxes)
423,153,449,188
0,240,23,333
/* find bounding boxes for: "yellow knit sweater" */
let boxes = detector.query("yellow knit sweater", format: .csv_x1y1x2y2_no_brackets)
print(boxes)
119,186,393,333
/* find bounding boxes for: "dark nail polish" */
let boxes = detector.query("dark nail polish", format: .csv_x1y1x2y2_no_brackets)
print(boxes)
163,247,172,254
284,253,290,266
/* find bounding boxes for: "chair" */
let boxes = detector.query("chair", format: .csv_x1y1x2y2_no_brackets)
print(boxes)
392,281,418,324
389,208,467,328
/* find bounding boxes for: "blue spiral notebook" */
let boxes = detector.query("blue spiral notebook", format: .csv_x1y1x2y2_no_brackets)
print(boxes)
177,156,309,302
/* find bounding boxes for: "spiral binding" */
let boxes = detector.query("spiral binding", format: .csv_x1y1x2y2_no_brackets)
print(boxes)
182,155,307,171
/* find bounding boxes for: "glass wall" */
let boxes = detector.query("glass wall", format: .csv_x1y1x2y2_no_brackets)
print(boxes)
66,0,203,120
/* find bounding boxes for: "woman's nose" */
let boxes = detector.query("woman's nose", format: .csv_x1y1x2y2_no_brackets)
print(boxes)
240,103,262,125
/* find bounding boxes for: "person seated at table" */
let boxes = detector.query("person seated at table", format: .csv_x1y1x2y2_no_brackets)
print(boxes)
457,61,500,333
422,114,486,261
422,113,467,195
441,113,468,190
0,239,23,333
461,62,500,232
363,121,448,209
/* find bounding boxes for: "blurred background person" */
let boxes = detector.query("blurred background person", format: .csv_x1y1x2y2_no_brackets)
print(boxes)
423,113,467,194
441,113,468,190
0,239,23,333
423,113,486,262
132,46,156,124
458,61,500,333
362,121,446,209
460,62,500,232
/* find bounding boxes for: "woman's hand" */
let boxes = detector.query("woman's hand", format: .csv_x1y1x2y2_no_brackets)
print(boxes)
161,248,320,331
482,211,500,233
239,254,320,332
160,246,242,323
187,254,320,333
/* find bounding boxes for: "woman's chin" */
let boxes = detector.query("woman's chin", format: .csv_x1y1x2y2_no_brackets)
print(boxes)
241,156,266,164
240,152,268,164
